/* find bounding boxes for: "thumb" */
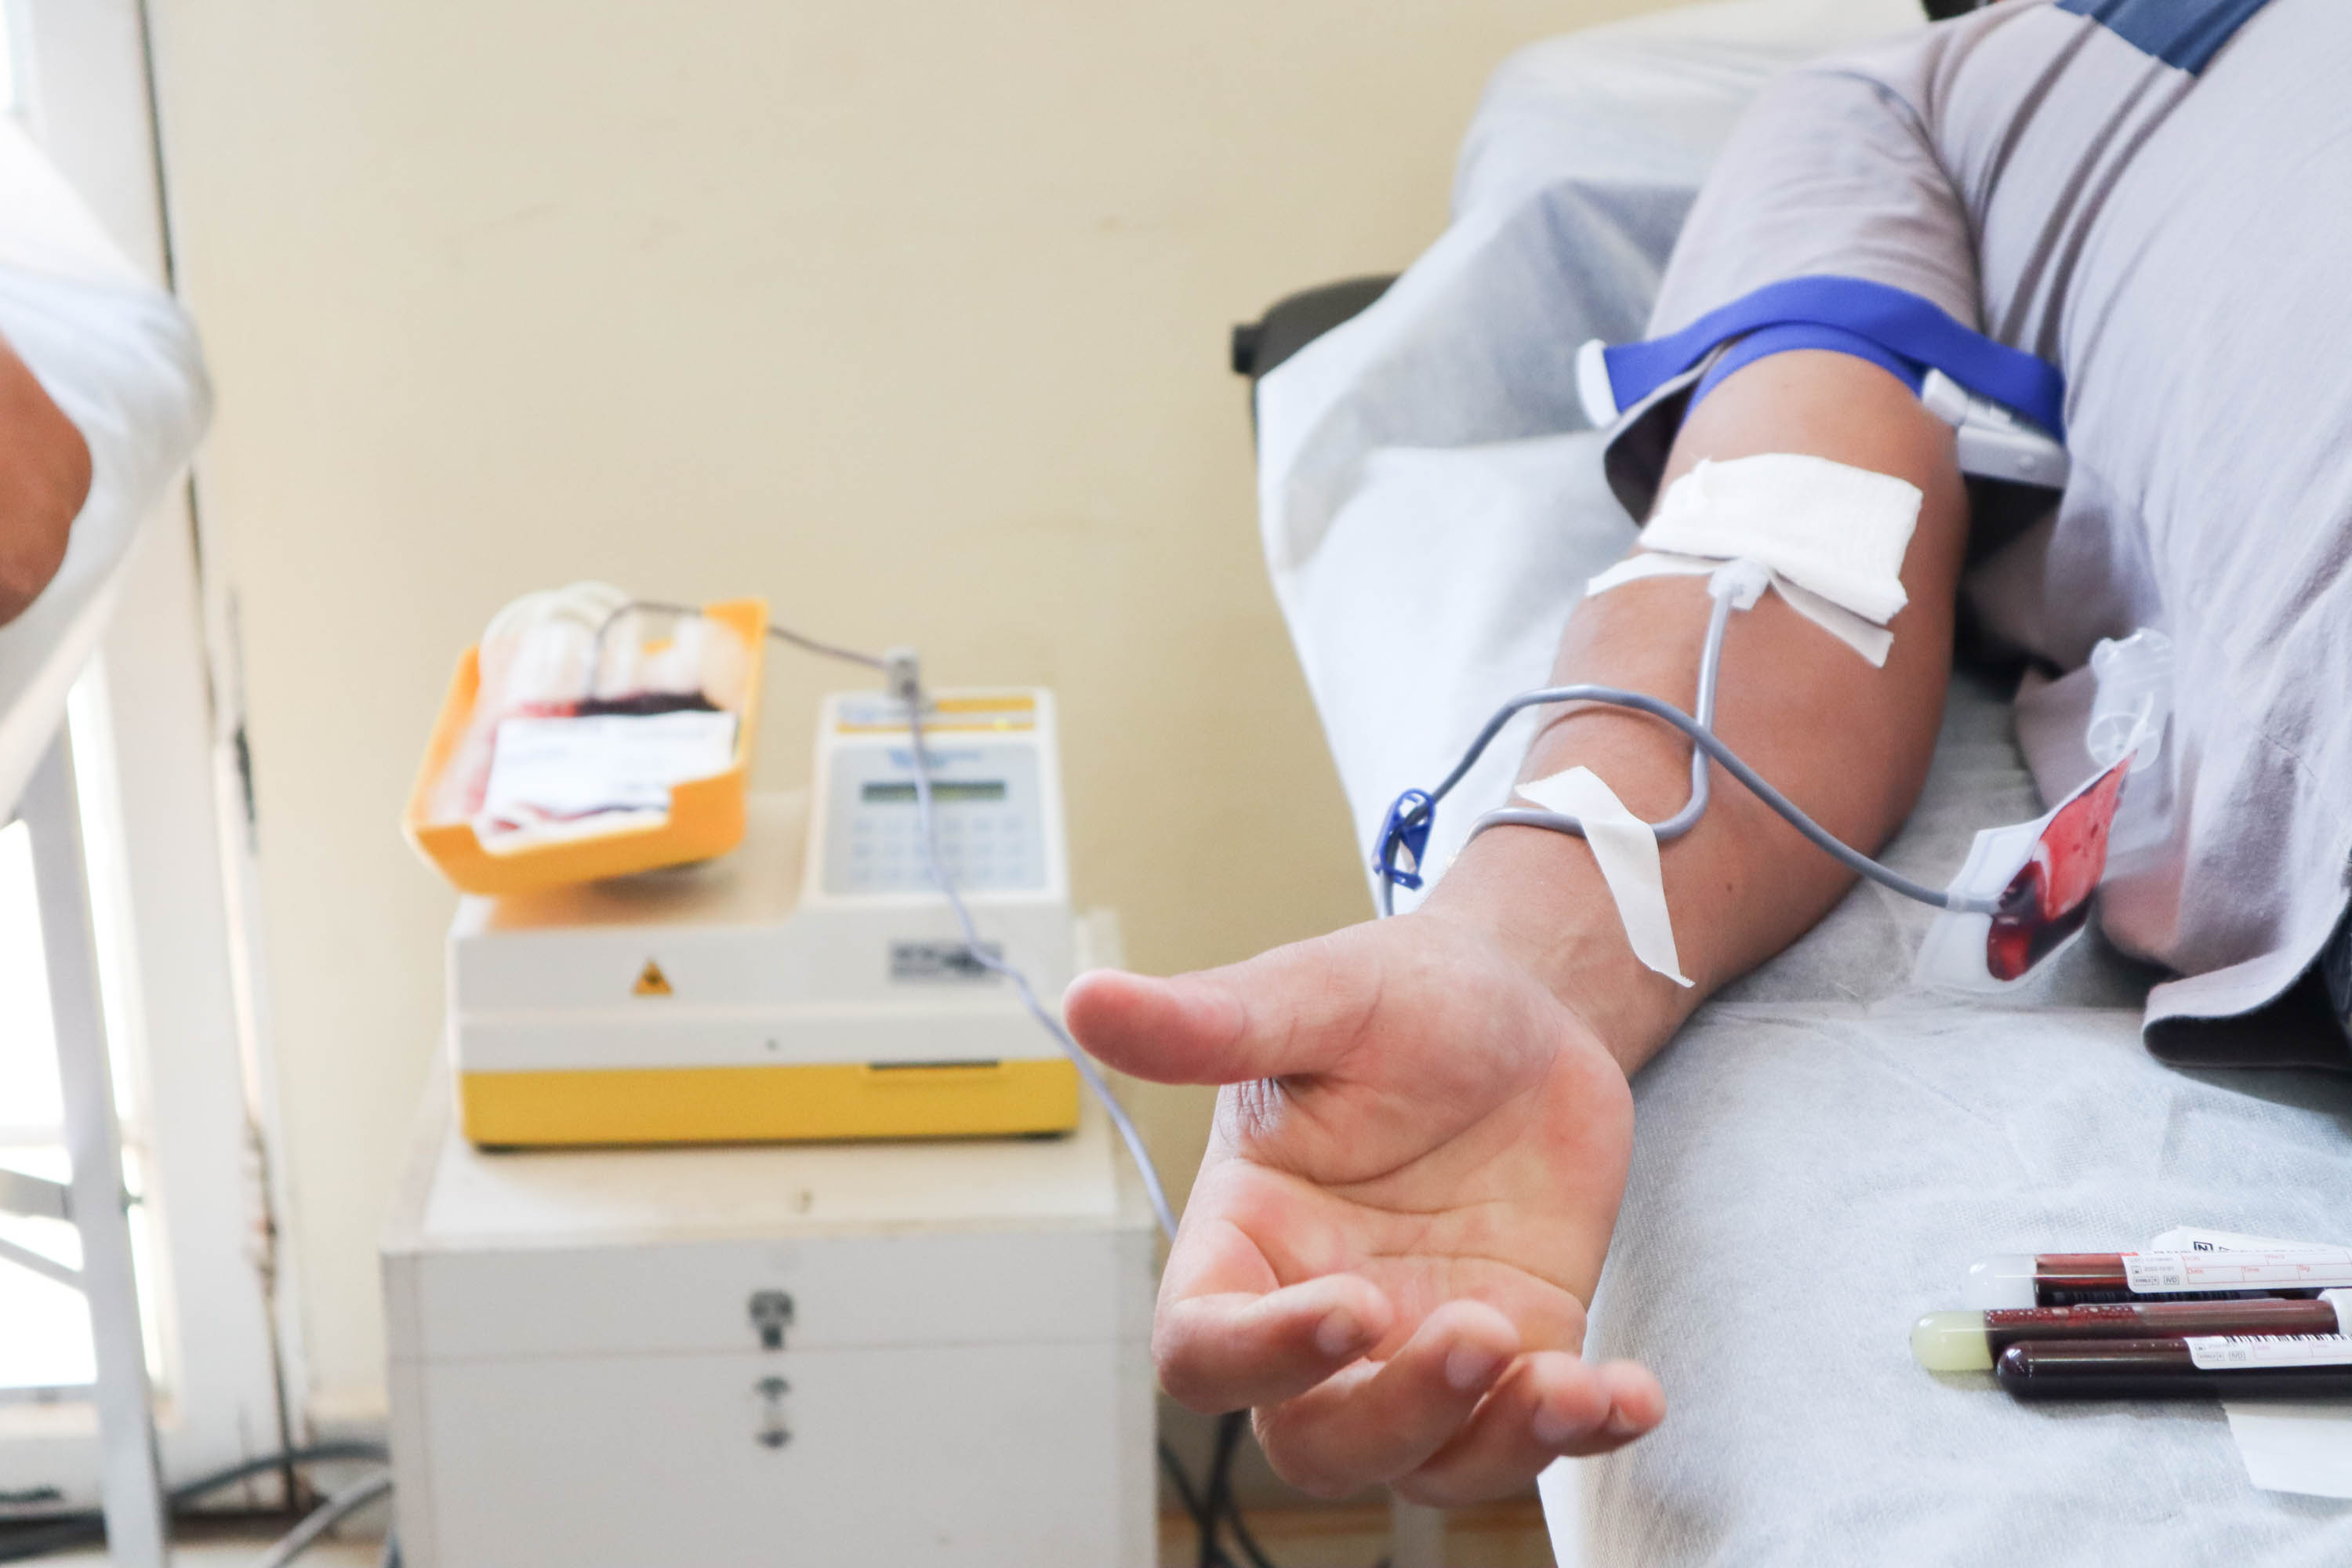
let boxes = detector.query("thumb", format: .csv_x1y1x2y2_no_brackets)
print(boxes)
1063,940,1361,1087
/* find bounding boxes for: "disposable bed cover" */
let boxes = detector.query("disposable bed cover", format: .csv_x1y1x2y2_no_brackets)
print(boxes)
1250,0,2352,1559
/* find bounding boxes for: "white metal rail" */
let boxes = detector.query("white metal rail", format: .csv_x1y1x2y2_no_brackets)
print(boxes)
8,726,169,1565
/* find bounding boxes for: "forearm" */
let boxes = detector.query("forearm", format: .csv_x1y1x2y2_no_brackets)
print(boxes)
1423,350,1969,1075
0,333,92,626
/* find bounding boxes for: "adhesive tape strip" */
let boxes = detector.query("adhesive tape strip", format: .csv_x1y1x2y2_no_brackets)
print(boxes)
1586,552,1894,666
1639,454,1920,625
1514,766,1693,988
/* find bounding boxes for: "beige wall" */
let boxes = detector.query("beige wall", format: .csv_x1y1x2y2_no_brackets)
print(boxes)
147,0,1661,1413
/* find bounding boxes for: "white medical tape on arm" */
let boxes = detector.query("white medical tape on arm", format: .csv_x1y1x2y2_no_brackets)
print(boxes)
1514,766,1693,988
1646,453,1920,619
1584,551,1893,666
1585,453,1922,666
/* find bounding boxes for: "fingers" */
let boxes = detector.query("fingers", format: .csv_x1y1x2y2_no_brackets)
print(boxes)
1162,1273,1667,1504
1062,967,1243,1084
1153,1272,1395,1412
1062,940,1364,1087
1392,1353,1666,1506
1252,1301,1522,1499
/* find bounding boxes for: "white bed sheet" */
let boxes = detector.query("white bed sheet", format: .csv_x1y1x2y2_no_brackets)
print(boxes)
1251,0,2352,1559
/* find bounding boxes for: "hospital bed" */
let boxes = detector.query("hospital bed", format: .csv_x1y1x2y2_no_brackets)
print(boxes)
1245,0,2352,1559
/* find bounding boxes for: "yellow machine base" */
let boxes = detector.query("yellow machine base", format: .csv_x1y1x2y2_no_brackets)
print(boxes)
459,1058,1082,1148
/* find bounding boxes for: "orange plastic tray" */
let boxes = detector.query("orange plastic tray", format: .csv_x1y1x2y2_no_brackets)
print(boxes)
402,597,766,896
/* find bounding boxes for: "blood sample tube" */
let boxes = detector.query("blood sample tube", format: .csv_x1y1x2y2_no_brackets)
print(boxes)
1996,1337,2352,1399
1912,1294,2348,1372
1966,1249,2352,1308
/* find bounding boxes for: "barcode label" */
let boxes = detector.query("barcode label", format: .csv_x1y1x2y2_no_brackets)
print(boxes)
2185,1334,2352,1370
2122,1248,2352,1294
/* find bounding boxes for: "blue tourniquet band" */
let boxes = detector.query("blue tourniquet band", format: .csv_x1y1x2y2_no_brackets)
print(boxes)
1604,274,2067,441
1690,322,1923,408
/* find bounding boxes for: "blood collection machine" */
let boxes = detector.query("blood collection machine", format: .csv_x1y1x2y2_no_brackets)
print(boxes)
445,689,1082,1146
395,636,1157,1566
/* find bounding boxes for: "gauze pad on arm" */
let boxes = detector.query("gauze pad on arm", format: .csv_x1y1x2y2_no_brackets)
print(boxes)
1515,766,1693,987
1586,454,1923,666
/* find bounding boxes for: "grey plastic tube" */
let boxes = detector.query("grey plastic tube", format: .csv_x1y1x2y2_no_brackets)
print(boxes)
1377,572,1990,918
906,695,1180,1244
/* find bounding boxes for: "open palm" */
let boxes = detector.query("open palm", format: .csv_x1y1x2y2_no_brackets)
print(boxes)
1065,910,1663,1504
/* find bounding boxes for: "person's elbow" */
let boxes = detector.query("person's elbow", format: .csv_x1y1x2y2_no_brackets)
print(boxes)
0,341,93,627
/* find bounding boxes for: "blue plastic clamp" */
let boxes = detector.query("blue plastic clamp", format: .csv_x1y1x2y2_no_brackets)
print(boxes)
1375,789,1437,891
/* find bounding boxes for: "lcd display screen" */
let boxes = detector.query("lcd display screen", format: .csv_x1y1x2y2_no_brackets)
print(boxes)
860,780,1008,804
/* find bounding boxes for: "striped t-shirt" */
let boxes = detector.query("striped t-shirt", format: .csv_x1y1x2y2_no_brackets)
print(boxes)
1610,0,2350,1060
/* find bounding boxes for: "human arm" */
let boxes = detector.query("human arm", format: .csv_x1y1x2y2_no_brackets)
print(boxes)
0,331,91,626
1065,347,1969,1501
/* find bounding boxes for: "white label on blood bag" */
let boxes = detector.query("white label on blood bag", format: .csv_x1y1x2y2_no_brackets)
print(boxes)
484,710,738,820
2122,1249,2352,1294
2187,1336,2352,1371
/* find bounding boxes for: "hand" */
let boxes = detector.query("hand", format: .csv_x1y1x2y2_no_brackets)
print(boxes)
1064,908,1664,1504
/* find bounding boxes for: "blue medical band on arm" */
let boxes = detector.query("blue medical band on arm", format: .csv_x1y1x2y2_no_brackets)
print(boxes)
1690,323,1923,408
2057,0,2272,74
1604,275,2067,441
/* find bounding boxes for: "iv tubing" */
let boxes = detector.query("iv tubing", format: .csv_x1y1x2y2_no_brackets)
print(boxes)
1377,582,1994,919
906,696,1182,1243
586,597,891,678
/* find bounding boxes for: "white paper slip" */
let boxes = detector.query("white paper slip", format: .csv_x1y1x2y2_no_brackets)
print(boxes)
2226,1403,2352,1500
2136,1228,2352,1498
483,709,738,821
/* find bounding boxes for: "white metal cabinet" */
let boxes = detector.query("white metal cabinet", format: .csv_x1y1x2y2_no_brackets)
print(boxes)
409,1343,1135,1564
383,1069,1156,1567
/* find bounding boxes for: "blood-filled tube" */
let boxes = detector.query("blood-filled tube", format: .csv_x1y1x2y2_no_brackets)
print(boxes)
1996,1338,2352,1399
1912,1296,2346,1372
1966,1250,2352,1308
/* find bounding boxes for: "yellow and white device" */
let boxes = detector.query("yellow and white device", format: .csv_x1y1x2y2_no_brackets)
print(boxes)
445,689,1080,1146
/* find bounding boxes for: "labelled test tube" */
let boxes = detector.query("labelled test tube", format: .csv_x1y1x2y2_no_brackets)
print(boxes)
1966,1250,2352,1308
1996,1337,2352,1400
1912,1294,2347,1372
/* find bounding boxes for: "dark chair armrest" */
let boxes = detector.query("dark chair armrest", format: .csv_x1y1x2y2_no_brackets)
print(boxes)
1230,275,1397,384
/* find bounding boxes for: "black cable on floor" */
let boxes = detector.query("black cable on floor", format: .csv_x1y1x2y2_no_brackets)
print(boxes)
1160,1439,1232,1568
1200,1412,1243,1568
1219,1479,1280,1568
0,1443,388,1563
1207,1411,1281,1568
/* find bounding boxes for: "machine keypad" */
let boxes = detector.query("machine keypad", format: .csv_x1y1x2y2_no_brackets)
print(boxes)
828,746,1048,896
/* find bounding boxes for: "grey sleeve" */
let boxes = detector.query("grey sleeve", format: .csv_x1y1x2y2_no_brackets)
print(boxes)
1650,50,1981,336
1598,42,1983,517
